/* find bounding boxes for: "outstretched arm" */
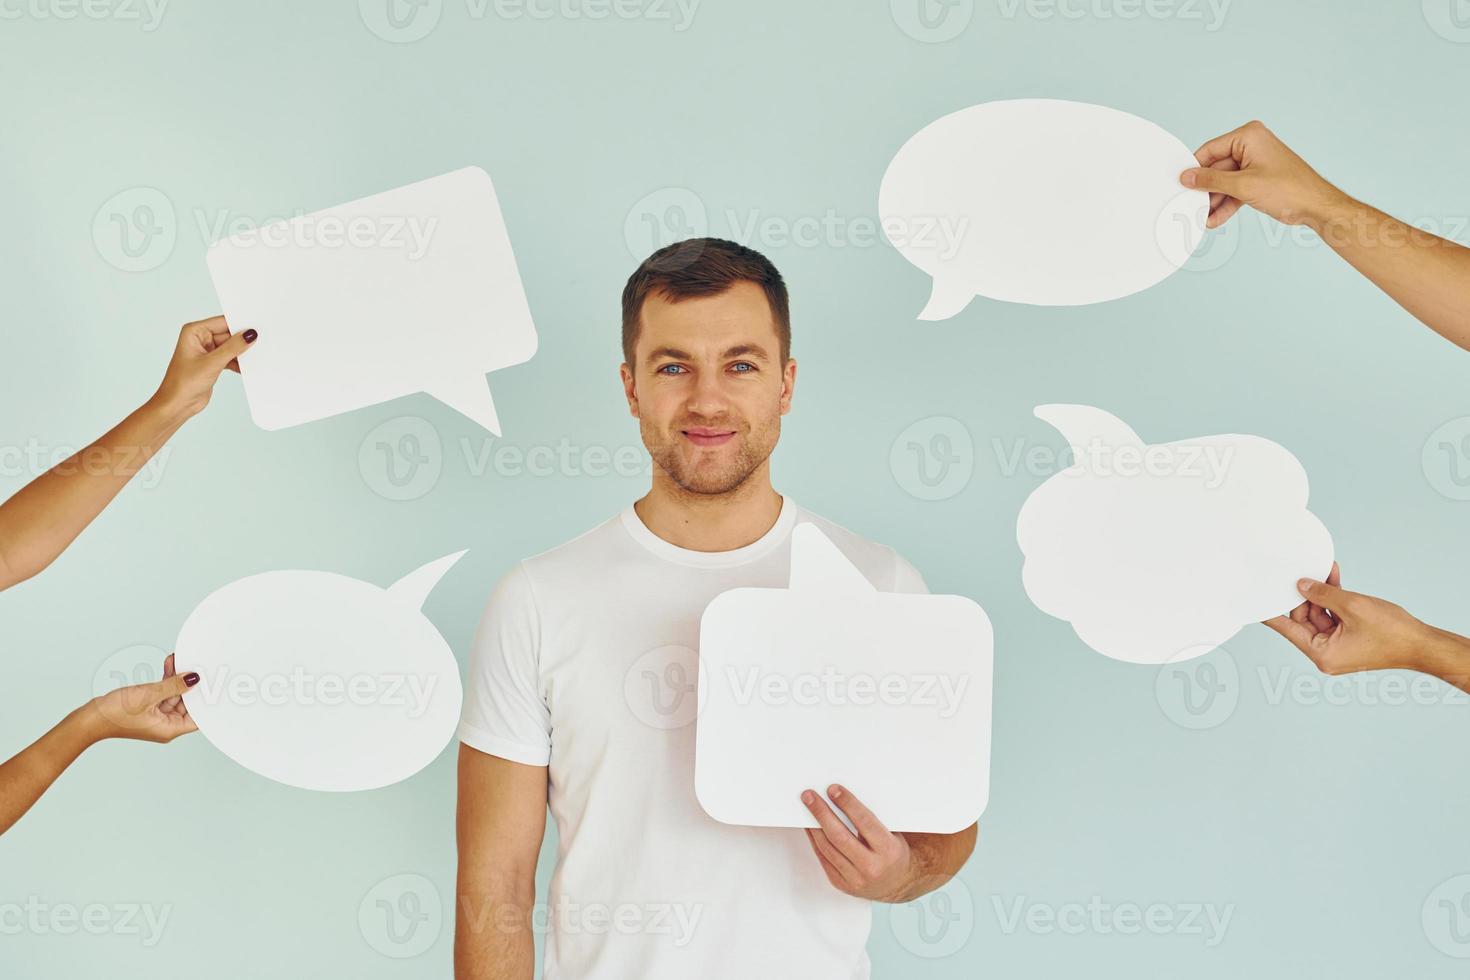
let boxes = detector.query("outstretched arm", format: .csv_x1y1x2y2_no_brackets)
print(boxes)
0,317,256,591
0,656,197,837
1182,120,1470,352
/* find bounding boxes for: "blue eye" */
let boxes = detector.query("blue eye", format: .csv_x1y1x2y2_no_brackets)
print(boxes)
657,364,687,376
731,362,755,373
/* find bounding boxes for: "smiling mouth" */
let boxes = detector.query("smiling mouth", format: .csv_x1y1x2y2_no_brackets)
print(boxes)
682,427,737,448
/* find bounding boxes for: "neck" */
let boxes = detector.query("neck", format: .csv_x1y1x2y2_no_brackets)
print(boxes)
634,462,783,552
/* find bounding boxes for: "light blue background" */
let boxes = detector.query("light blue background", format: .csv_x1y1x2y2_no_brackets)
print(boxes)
3,0,1469,975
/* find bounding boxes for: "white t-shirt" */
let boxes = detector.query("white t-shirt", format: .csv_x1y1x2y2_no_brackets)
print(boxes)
458,496,928,980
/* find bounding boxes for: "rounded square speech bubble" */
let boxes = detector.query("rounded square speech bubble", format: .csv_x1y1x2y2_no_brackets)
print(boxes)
696,524,993,834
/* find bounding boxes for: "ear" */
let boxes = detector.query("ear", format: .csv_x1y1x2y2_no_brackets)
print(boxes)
779,357,797,416
620,362,640,419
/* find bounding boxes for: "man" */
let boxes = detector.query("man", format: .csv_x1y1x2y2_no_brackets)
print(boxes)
1181,121,1470,688
455,239,977,979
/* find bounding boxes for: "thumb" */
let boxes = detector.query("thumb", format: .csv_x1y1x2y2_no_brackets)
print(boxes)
1296,576,1358,614
1181,166,1243,195
144,671,199,703
207,328,257,372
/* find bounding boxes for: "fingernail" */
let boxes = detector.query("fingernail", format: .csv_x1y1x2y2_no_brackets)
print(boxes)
1180,170,1196,187
242,329,258,343
829,785,843,799
184,672,200,687
802,791,815,805
1297,578,1316,595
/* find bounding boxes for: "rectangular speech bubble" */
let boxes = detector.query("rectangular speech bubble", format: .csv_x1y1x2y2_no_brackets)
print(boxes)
695,523,993,834
205,166,537,435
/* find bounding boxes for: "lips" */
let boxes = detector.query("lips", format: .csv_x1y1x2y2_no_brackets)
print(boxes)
682,427,737,448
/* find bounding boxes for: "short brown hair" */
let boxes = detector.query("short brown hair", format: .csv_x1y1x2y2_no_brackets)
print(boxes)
620,238,790,366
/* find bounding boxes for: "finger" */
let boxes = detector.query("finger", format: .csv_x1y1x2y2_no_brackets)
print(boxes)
1289,600,1316,631
1326,562,1341,588
805,829,860,886
826,785,891,849
1192,123,1253,168
1297,576,1359,615
1307,602,1337,634
143,671,200,703
1181,166,1243,197
1207,197,1244,229
163,654,176,678
802,789,868,864
207,328,257,372
1263,615,1316,655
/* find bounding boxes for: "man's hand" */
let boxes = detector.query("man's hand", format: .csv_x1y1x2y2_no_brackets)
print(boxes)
1180,120,1346,231
801,784,976,904
1264,563,1470,692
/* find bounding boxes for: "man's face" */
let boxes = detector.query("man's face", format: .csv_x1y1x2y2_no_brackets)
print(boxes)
621,280,796,496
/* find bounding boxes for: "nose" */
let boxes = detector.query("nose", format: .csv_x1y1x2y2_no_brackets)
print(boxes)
684,368,732,419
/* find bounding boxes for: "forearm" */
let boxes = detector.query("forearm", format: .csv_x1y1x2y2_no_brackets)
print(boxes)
0,394,189,590
0,702,103,836
454,875,537,980
1415,624,1470,695
1311,194,1470,353
890,822,978,903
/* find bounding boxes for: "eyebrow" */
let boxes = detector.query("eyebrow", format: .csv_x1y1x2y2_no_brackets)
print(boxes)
645,344,772,364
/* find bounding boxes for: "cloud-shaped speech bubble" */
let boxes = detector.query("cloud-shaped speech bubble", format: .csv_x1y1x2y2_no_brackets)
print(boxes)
206,166,536,435
1016,405,1334,664
879,99,1208,320
696,524,992,833
174,552,466,791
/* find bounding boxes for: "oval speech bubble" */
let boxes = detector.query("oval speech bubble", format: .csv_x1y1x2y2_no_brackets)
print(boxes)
879,99,1208,319
175,552,466,791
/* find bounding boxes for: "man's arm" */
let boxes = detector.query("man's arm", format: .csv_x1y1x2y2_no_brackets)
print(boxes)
0,318,255,591
801,784,977,903
455,745,548,980
1180,120,1470,353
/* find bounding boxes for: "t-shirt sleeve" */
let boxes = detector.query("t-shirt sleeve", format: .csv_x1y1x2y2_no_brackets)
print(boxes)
890,551,931,596
458,562,552,766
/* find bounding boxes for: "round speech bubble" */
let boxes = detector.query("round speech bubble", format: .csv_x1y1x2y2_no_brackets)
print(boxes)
879,99,1209,319
175,552,466,791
